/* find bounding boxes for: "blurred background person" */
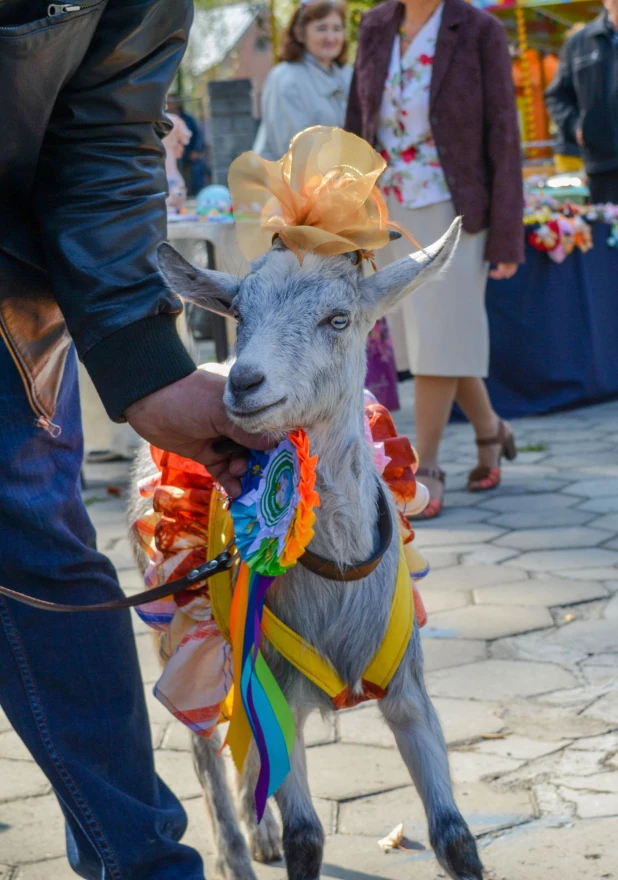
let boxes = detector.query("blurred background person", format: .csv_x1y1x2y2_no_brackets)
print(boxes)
545,0,618,203
346,0,523,518
163,108,191,213
167,95,209,195
254,0,351,161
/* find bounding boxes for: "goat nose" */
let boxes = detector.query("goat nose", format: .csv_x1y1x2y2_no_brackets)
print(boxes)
229,364,265,394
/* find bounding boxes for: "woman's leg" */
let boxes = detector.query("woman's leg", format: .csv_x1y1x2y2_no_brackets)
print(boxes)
414,375,458,501
455,378,510,470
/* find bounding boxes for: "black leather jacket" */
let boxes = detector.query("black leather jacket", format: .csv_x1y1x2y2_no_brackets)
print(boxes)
0,0,195,428
545,13,618,176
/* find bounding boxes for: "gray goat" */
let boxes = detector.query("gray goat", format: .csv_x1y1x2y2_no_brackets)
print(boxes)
130,219,483,880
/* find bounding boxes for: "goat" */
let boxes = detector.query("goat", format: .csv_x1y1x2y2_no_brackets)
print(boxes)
129,220,483,880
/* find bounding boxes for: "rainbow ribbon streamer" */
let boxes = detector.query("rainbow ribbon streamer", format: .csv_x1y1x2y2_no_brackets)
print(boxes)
226,430,319,820
227,564,295,821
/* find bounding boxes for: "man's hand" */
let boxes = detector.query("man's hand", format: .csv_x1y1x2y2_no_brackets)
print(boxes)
125,370,271,497
576,127,584,147
489,262,518,281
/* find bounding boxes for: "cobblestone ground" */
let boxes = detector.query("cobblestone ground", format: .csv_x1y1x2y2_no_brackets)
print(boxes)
1,383,618,879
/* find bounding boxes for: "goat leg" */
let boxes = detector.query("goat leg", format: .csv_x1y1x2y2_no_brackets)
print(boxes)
274,718,324,880
380,680,483,880
191,731,257,880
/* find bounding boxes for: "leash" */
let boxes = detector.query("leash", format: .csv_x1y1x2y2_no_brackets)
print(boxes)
0,484,393,611
0,547,237,613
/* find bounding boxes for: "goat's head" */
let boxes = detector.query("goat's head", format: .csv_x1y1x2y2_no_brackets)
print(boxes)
158,219,460,434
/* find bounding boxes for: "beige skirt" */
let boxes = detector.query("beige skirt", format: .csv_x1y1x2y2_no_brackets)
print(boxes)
377,199,490,378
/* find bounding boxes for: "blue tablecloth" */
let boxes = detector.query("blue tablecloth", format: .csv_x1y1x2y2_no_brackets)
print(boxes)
485,222,618,418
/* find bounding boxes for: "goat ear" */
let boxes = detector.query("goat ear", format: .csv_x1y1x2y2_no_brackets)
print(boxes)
157,242,241,317
358,218,461,319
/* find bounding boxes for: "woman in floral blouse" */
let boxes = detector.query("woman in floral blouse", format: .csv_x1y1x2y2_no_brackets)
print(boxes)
347,0,524,518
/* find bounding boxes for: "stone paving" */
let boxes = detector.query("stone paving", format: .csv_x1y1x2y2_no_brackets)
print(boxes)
1,383,618,878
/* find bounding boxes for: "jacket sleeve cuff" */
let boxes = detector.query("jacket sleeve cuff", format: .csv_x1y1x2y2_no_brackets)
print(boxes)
82,314,196,422
485,230,526,266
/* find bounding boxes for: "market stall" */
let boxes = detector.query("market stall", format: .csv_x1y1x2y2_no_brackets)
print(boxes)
469,0,618,417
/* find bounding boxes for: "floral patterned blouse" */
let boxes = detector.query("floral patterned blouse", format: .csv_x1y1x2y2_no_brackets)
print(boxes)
376,3,450,211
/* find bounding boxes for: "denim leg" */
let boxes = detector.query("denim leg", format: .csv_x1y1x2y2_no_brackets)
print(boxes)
0,344,205,880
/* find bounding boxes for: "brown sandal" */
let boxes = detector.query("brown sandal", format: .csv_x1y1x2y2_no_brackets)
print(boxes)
409,466,445,520
468,420,516,492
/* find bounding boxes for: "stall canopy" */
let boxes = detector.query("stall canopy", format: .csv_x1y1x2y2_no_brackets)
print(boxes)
470,0,602,151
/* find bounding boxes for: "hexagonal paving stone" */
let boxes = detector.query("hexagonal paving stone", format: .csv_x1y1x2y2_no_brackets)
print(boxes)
477,492,577,513
426,660,577,702
502,700,614,740
337,703,394,749
0,729,33,761
448,749,523,783
486,509,597,530
420,637,487,672
584,691,618,725
603,593,618,620
579,495,618,513
542,620,618,655
560,773,618,793
421,589,471,614
155,749,203,800
588,512,618,531
0,793,66,863
494,527,611,551
0,758,50,802
338,781,534,839
505,548,618,572
14,859,75,880
409,527,505,547
478,816,618,880
423,605,553,640
432,697,505,744
473,578,609,607
559,787,618,818
471,735,568,762
563,478,618,498
424,565,523,592
306,743,408,800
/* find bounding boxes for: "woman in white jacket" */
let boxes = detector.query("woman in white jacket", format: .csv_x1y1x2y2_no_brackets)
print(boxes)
254,0,351,161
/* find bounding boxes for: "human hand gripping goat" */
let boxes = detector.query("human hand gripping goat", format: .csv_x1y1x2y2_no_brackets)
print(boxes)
125,370,271,498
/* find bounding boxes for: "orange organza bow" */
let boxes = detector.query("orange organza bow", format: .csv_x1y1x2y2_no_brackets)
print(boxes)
229,126,416,263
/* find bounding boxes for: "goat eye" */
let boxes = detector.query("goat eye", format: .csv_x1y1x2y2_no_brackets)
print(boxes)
329,314,349,331
230,307,241,321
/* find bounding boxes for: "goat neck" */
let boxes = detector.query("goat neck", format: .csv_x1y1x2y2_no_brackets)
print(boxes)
306,394,380,570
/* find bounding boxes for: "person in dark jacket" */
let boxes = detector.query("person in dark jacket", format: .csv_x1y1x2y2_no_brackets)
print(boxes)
545,0,618,203
0,1,266,875
346,0,523,517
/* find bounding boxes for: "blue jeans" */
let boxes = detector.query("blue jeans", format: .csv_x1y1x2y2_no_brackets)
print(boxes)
0,343,205,879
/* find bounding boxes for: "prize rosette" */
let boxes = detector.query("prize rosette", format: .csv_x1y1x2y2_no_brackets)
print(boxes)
230,428,320,575
225,428,319,820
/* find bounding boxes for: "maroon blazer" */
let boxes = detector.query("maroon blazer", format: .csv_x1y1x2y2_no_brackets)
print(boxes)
346,0,524,264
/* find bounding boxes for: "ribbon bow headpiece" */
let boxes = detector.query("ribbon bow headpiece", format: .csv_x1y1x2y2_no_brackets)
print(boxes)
229,126,414,264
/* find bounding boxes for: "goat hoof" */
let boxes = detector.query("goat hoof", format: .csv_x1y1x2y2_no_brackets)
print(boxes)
431,810,483,880
248,804,282,863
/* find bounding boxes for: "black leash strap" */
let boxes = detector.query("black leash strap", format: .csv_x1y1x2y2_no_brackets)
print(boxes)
0,550,236,613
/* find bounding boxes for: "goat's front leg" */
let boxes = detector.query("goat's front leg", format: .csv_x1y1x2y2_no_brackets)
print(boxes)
191,731,257,880
274,716,324,880
236,742,282,864
380,676,483,880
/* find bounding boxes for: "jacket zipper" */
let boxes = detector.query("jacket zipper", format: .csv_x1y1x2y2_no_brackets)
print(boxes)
0,322,61,437
47,2,101,15
0,2,100,28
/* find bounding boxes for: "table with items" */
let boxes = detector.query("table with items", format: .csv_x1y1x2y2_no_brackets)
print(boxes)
485,197,618,418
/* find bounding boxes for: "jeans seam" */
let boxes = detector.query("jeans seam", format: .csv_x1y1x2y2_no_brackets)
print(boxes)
0,598,126,880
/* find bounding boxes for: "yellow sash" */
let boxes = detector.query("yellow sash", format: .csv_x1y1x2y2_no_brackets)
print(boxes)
207,486,413,713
